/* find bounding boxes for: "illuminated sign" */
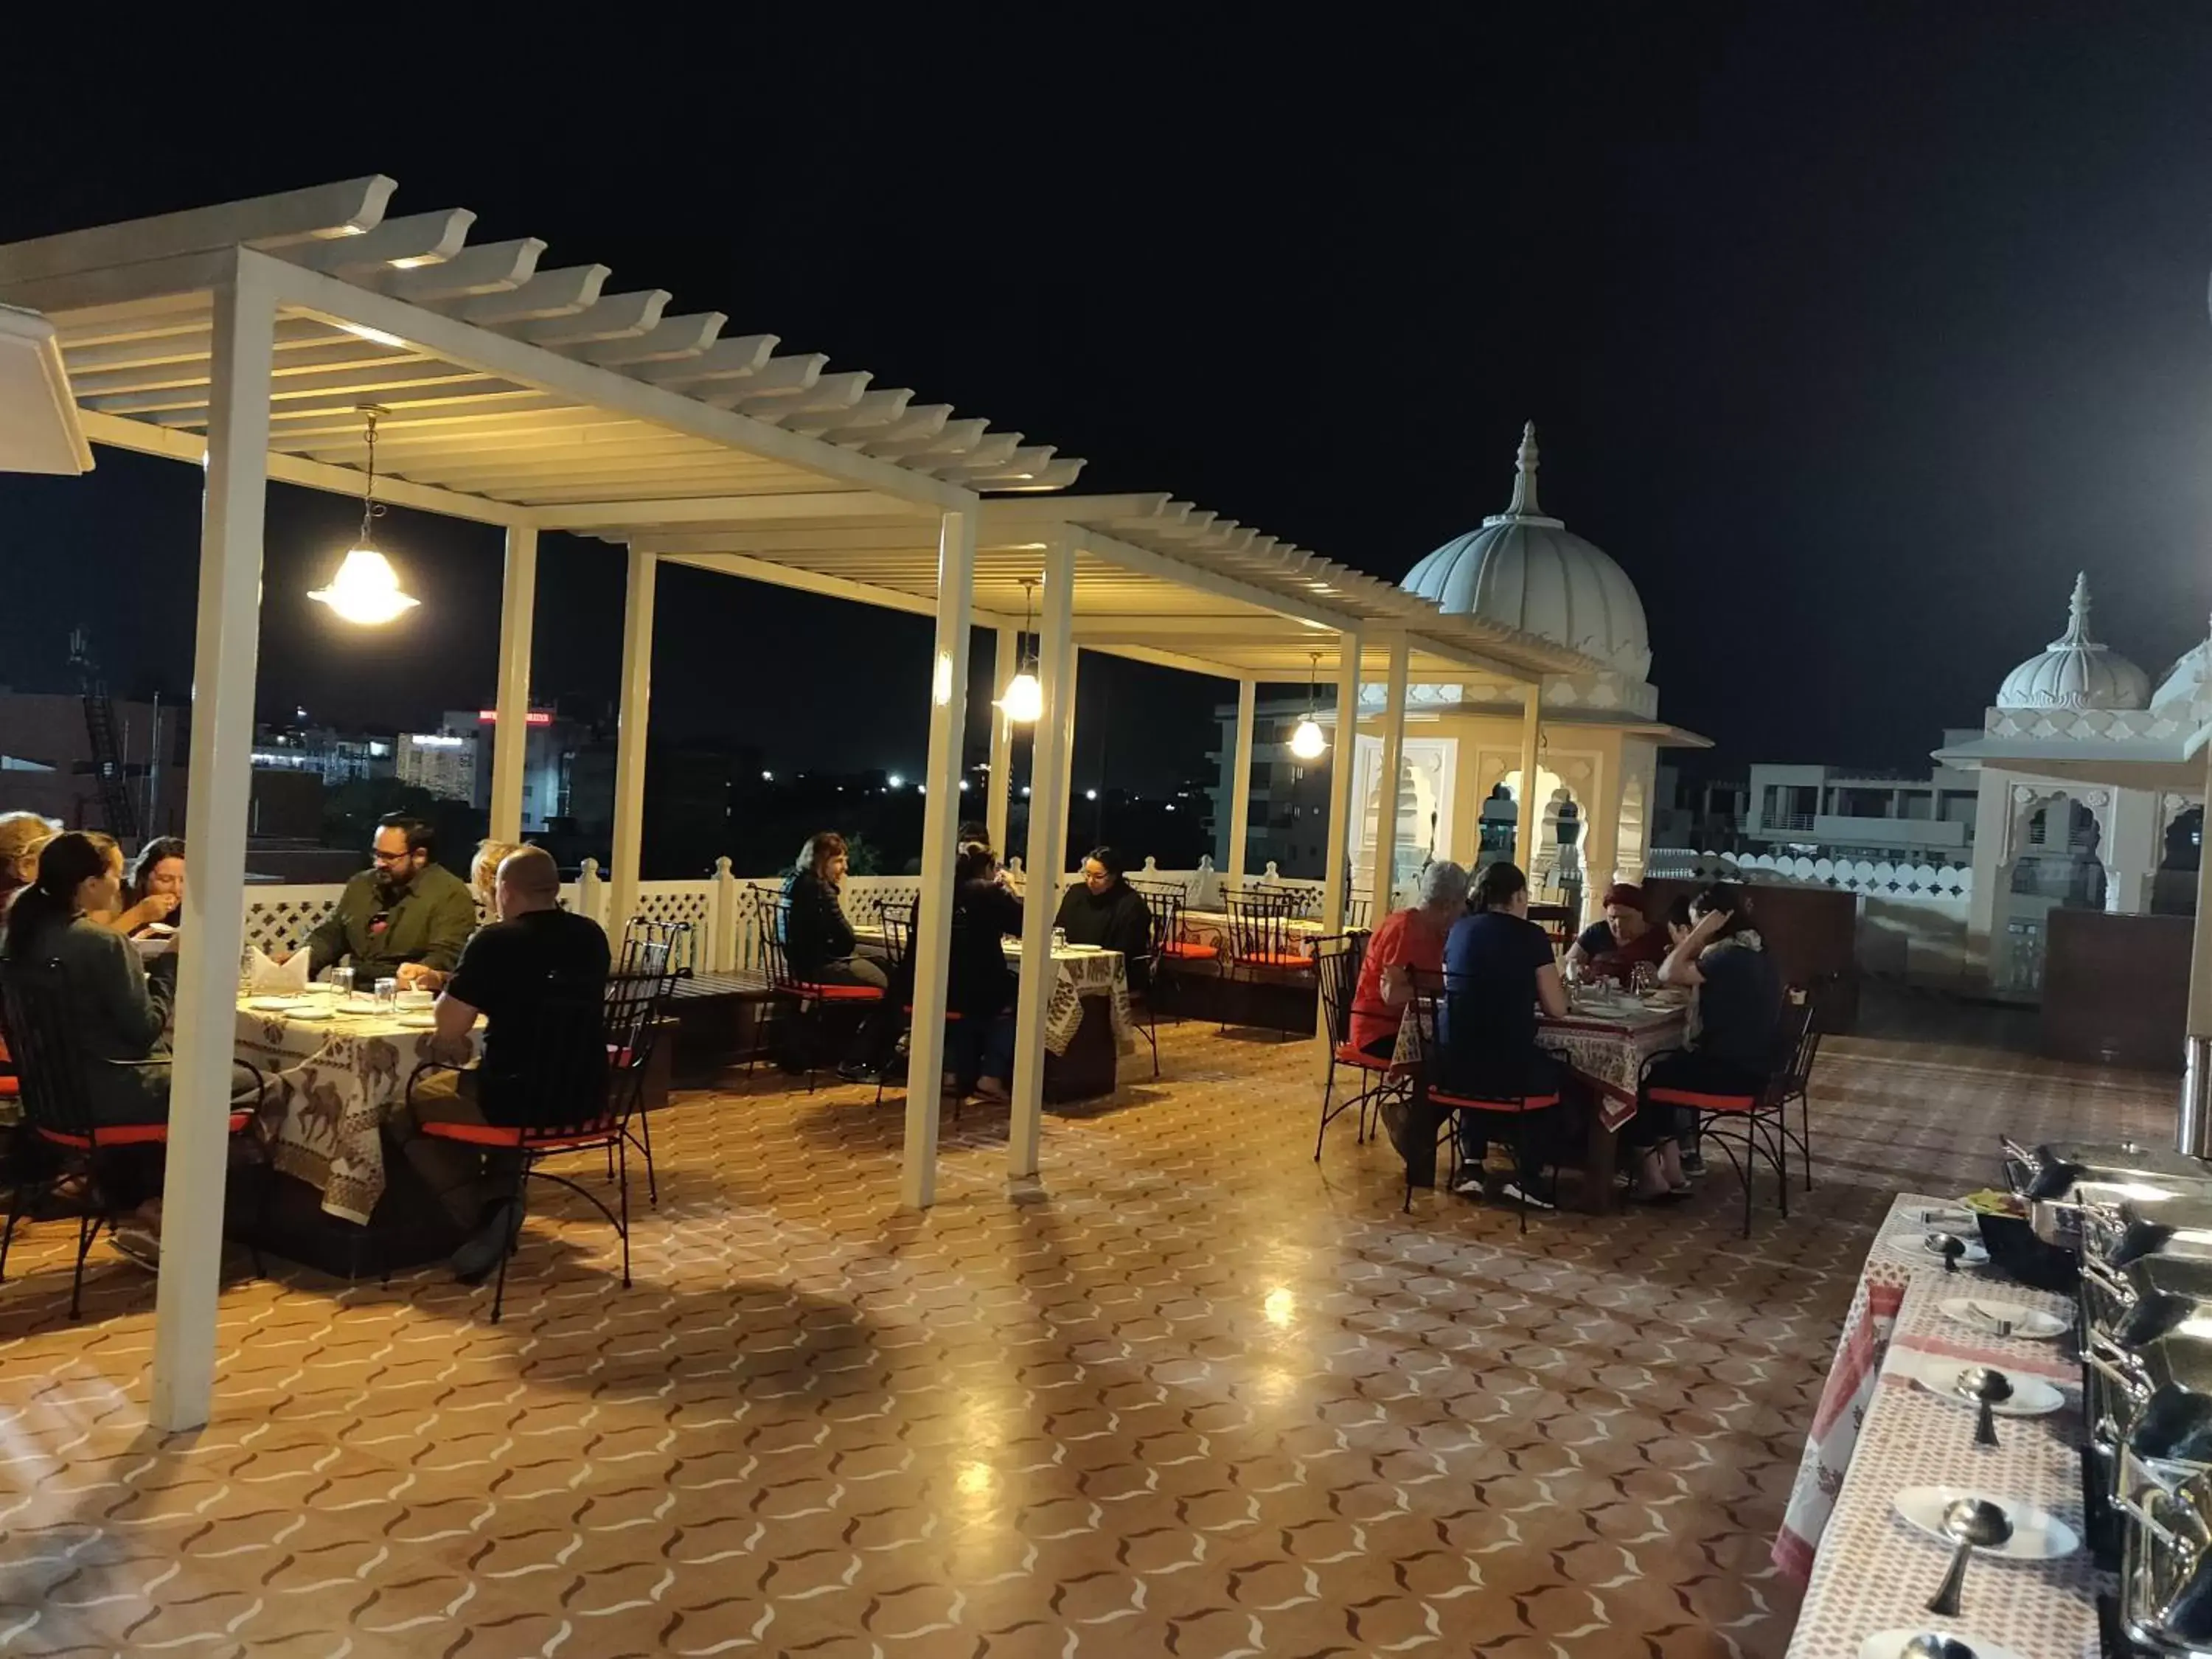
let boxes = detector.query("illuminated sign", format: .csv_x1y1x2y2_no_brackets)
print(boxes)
476,710,554,726
410,734,467,750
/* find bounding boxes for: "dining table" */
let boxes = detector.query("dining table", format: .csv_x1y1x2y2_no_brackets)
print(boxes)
1390,984,1688,1211
1779,1190,2101,1658
234,991,481,1225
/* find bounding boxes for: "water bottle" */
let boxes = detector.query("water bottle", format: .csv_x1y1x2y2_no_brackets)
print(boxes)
238,942,255,997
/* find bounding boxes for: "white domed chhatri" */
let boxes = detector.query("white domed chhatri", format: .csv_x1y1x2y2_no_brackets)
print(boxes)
1994,572,2149,712
1400,422,1652,679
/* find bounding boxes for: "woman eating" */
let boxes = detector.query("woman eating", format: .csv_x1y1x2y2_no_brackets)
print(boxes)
1564,883,1666,985
98,836,187,939
1623,883,1781,1201
945,843,1023,1100
0,831,261,1269
780,831,900,1083
1051,846,1152,990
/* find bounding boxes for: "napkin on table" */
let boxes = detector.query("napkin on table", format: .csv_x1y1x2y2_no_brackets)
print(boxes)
243,947,311,996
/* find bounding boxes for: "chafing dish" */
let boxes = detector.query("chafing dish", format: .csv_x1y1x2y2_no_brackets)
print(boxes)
2004,1137,2212,1248
2102,1199,2212,1273
2120,1458,2212,1654
2086,1257,2212,1350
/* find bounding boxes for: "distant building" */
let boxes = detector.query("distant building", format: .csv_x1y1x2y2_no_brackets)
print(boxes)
395,729,478,802
1204,697,1335,877
0,689,188,839
250,723,395,787
1738,750,1981,862
440,709,580,832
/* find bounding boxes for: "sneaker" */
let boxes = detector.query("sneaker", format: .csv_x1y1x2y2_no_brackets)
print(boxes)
451,1198,524,1287
973,1077,1010,1103
1450,1172,1488,1197
1496,1180,1557,1212
1679,1146,1706,1178
835,1061,882,1085
108,1222,161,1273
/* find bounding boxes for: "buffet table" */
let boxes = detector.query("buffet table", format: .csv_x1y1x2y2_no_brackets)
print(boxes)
1780,1191,2104,1658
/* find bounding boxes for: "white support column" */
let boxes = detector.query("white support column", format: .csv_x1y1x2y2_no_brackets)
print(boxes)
489,523,539,841
1368,636,1411,918
152,254,276,1433
1514,684,1542,870
1226,679,1256,888
1581,745,1618,927
900,507,978,1209
987,624,1018,855
1319,634,1362,932
609,546,657,933
1010,532,1078,1180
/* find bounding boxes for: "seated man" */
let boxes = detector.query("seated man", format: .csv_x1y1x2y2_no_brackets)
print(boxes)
295,813,477,989
1347,859,1468,1060
400,846,612,1281
1564,883,1667,985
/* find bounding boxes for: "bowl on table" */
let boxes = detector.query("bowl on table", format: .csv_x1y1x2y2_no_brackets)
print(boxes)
396,989,435,1011
1966,1189,2078,1293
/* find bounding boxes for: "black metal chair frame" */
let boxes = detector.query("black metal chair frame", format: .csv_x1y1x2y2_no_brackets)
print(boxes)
755,891,886,1091
870,899,925,1108
1134,883,1215,1018
605,949,681,1206
1402,976,1560,1232
1219,890,1312,1039
407,978,654,1324
1642,990,1818,1238
0,958,270,1319
621,917,696,980
1307,929,1402,1160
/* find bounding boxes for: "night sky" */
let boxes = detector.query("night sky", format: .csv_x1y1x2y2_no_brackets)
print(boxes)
4,8,2211,788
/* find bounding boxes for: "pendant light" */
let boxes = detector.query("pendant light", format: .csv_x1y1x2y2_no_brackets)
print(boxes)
1288,650,1329,759
995,577,1044,723
309,406,420,625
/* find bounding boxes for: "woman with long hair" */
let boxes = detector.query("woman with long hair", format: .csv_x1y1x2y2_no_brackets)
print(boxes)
945,842,1023,1099
779,831,899,1082
0,811,58,925
1624,882,1782,1200
1051,846,1152,991
94,835,187,938
1,831,259,1270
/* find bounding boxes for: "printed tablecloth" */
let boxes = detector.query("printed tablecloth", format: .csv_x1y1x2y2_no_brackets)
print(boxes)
1779,1191,2102,1658
1390,995,1686,1133
849,933,1135,1058
1178,909,1326,956
235,999,480,1225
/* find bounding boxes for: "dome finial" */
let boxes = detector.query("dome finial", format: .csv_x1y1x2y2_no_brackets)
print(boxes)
1504,420,1543,517
2053,570,2097,649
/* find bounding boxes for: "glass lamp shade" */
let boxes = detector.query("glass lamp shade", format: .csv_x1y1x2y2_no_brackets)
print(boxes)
308,546,420,625
995,670,1044,723
1288,716,1328,759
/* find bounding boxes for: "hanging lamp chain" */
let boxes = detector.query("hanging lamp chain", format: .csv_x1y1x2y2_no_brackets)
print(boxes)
357,407,387,548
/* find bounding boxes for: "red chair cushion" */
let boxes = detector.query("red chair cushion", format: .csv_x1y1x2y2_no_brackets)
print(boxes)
794,983,884,1001
1427,1090,1560,1115
39,1110,254,1150
420,1119,616,1150
1648,1087,1758,1112
1237,951,1314,968
1161,942,1219,960
1333,1043,1393,1072
0,1076,15,1099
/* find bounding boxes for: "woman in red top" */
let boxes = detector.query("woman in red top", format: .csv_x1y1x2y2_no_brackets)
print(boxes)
1348,860,1470,1057
1564,883,1667,984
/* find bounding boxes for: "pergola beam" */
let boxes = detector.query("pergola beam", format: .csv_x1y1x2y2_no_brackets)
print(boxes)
653,550,1019,627
532,490,925,530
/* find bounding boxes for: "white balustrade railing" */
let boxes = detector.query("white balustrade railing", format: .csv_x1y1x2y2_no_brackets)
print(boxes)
1646,848,1973,901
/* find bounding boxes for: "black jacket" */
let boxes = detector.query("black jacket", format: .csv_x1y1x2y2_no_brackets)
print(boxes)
949,879,1023,1019
780,869,856,976
1052,881,1153,992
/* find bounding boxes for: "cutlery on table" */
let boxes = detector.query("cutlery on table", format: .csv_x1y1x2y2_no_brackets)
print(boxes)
1953,1367,2014,1448
1923,1497,2011,1618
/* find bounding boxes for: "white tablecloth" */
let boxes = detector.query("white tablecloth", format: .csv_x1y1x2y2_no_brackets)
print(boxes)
1781,1191,2103,1658
849,933,1135,1057
235,998,480,1225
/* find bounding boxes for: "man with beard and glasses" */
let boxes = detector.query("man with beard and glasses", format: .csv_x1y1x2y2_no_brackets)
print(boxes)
291,813,477,989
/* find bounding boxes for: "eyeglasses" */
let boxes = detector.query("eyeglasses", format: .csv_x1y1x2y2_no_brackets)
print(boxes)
370,846,412,866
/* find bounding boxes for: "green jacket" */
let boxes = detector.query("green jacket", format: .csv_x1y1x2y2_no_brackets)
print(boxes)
305,863,477,982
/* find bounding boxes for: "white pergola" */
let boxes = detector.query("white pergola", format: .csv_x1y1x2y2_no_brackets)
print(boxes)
0,176,1596,1430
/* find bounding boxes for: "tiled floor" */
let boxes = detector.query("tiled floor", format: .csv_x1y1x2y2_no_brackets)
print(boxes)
0,1012,2174,1658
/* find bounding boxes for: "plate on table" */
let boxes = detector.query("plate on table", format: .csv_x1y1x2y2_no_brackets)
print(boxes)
1892,1486,2080,1560
1860,1632,2028,1659
1886,1232,1990,1267
282,1004,335,1022
1935,1298,2067,1340
1909,1361,2067,1417
248,995,309,1012
395,1013,437,1029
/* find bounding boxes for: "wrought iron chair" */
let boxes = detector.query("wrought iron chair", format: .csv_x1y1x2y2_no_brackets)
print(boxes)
1219,890,1313,1037
605,950,681,1206
1526,904,1579,953
408,976,653,1323
621,917,695,979
1136,883,1217,1011
1343,895,1375,931
1641,990,1818,1238
868,898,946,1106
0,958,269,1319
1307,929,1402,1160
756,891,886,1091
1769,981,1827,1191
1403,973,1561,1231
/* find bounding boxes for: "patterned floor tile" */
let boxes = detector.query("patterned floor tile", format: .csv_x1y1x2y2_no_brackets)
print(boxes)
0,1008,2174,1656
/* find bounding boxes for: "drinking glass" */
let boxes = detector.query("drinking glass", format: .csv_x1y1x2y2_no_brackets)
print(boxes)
1632,961,1657,996
1051,928,1068,953
238,945,255,997
332,967,355,1001
374,976,398,1015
